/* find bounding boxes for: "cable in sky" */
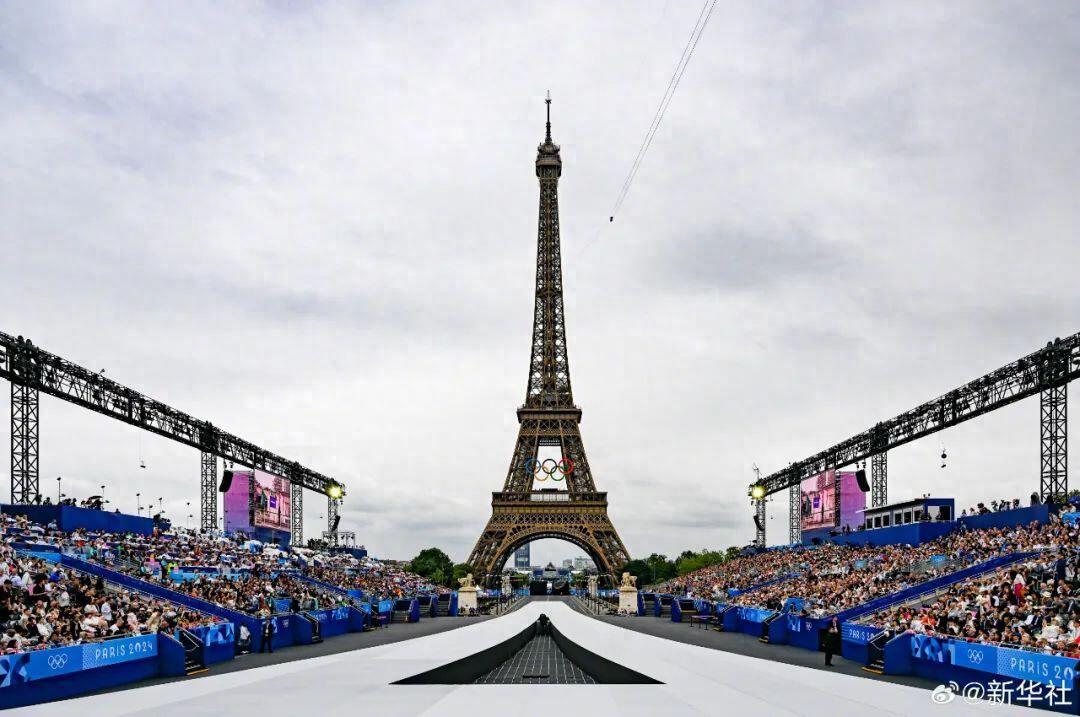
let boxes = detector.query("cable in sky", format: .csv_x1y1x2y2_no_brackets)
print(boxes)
610,0,718,221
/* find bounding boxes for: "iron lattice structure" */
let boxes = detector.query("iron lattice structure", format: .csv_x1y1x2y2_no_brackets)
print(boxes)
468,100,630,583
788,483,800,545
10,381,39,504
751,334,1078,499
200,451,217,530
291,481,304,545
0,333,344,519
871,452,888,507
1041,385,1067,502
754,498,766,548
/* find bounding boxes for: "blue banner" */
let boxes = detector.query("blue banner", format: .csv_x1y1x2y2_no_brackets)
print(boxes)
841,623,882,645
953,641,1079,687
738,606,773,624
198,622,235,646
377,599,393,614
910,634,953,664
1062,512,1080,526
0,634,157,688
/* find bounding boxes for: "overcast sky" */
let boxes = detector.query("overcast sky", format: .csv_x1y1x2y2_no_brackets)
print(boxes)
1,2,1077,567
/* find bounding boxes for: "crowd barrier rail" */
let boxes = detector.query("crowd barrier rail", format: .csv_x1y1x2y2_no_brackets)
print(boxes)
885,632,1080,714
0,631,185,709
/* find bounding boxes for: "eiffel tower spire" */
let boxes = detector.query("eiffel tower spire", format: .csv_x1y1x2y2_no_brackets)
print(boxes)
467,98,630,583
528,92,572,410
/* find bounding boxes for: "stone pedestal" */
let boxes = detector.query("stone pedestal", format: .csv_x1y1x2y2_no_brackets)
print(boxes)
501,575,512,597
587,575,598,597
618,587,638,614
458,588,479,613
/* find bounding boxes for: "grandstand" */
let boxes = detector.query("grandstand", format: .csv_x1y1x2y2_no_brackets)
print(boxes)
0,509,492,709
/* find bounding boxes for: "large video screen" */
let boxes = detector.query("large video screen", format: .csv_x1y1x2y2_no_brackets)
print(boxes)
223,469,292,533
800,470,865,532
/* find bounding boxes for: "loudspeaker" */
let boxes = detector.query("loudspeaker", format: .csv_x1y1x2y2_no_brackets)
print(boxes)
331,515,341,532
855,468,870,493
219,470,234,493
753,514,764,532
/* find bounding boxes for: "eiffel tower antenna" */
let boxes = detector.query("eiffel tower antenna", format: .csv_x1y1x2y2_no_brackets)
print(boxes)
468,98,630,584
545,90,552,142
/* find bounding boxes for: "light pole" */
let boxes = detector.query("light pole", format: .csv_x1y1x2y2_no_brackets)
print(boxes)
136,493,142,516
56,477,62,503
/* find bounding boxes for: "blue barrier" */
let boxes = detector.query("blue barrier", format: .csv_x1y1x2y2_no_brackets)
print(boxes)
189,622,235,665
958,504,1054,532
1,503,157,536
840,622,884,663
889,633,1080,713
392,598,421,622
737,606,776,636
0,633,175,709
308,606,352,638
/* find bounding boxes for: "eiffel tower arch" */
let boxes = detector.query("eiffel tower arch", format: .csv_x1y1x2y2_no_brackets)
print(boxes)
468,97,630,584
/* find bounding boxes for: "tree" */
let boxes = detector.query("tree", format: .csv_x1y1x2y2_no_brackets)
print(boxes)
409,547,453,586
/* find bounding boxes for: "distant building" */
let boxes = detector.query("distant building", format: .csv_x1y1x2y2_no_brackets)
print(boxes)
561,558,574,568
573,556,595,571
514,544,530,569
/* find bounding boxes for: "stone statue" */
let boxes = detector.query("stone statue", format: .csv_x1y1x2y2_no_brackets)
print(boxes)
620,571,637,589
458,573,476,590
501,574,512,596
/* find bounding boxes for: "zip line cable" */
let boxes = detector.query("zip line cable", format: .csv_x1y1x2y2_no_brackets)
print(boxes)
577,0,718,259
611,0,713,219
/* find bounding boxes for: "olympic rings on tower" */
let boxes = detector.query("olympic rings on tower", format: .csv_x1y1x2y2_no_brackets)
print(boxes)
524,456,575,482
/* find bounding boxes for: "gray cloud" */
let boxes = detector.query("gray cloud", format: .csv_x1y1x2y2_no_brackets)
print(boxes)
1,2,1077,564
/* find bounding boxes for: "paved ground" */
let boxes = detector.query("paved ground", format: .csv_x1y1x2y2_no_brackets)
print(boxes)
564,596,940,691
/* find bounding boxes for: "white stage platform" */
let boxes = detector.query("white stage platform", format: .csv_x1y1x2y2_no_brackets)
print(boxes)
20,601,1031,716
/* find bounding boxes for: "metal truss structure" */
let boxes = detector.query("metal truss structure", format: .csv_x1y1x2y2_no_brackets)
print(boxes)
10,381,39,504
788,483,800,545
1,333,345,525
751,334,1078,500
200,451,217,530
754,498,766,548
871,452,888,507
291,481,304,545
468,100,629,583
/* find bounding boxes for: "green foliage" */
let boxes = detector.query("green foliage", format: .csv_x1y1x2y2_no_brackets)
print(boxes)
622,547,742,587
409,547,454,587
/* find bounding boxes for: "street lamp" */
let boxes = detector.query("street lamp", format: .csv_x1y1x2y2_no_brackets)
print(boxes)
56,477,62,503
136,493,142,516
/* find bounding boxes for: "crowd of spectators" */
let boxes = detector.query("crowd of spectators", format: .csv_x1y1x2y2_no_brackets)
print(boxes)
863,520,1080,655
306,563,449,600
0,517,218,654
733,521,1063,616
5,512,440,624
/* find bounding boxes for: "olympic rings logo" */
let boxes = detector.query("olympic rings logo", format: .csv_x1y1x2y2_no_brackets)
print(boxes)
47,654,69,670
524,456,574,482
967,649,984,665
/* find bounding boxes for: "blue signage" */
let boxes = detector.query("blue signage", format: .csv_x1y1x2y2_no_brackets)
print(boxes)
377,599,393,613
841,623,882,645
738,606,773,624
910,634,953,664
0,634,158,688
952,641,1079,687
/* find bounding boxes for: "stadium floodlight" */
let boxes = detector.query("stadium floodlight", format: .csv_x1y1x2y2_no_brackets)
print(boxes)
749,483,766,500
327,484,343,500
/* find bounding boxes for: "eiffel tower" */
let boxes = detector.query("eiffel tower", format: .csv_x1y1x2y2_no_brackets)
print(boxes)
467,96,630,583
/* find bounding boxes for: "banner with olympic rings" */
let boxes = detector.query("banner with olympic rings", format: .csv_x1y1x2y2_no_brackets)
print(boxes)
524,456,575,482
